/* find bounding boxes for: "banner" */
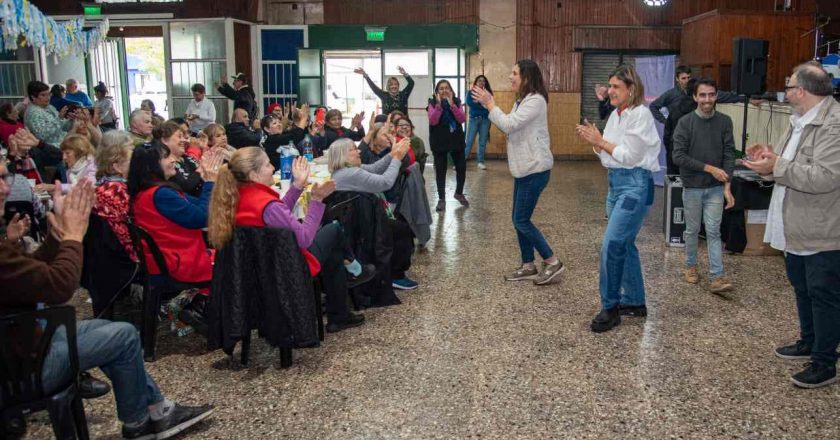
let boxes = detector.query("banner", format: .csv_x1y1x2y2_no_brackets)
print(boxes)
0,0,108,58
635,55,675,186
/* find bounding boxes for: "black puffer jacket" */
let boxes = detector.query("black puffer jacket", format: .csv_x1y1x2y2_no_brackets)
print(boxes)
208,226,320,355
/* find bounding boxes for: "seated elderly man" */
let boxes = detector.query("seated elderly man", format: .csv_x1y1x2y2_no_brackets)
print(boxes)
0,163,214,439
129,109,154,147
224,108,261,148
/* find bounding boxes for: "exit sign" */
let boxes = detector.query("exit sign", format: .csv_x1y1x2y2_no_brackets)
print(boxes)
365,27,387,42
366,31,385,42
83,5,102,15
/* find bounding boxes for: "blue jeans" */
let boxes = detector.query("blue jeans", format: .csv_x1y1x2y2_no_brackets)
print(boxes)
785,250,840,367
464,116,490,163
599,168,654,310
42,320,163,424
512,170,553,263
682,186,725,278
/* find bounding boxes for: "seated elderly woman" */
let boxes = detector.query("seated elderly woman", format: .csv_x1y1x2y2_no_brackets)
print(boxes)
200,123,237,162
128,142,223,334
327,138,420,291
154,120,204,196
93,130,138,262
34,134,97,194
207,147,369,333
24,80,73,147
327,137,410,193
323,109,365,148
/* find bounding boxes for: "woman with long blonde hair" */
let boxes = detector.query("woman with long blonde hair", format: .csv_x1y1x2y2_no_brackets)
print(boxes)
208,147,368,333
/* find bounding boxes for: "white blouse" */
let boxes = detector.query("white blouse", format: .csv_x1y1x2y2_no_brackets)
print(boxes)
597,105,661,172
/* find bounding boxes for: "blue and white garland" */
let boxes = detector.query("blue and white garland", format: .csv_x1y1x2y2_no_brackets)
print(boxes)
0,0,109,57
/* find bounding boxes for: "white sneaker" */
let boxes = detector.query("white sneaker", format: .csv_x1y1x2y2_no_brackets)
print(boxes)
477,162,486,170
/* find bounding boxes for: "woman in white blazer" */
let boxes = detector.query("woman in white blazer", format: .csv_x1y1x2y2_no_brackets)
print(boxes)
576,64,660,333
472,60,564,286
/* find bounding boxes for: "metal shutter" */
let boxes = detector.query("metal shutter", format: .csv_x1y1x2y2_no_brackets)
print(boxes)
581,53,621,131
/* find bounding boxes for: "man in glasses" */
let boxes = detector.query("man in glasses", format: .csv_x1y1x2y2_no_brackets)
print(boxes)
672,78,736,294
744,62,840,389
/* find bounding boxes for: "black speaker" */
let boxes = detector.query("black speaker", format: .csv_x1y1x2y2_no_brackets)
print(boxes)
731,38,769,96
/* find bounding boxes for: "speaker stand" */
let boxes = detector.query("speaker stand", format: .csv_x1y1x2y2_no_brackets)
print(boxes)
740,95,749,154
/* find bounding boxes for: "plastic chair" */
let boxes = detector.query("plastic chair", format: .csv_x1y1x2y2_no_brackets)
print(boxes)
0,306,89,439
128,222,209,362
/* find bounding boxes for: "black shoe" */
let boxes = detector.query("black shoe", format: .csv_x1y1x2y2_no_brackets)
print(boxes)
590,307,621,333
775,340,811,360
791,363,837,389
347,264,376,289
326,313,365,333
152,403,215,439
618,304,647,317
122,419,155,440
79,371,111,399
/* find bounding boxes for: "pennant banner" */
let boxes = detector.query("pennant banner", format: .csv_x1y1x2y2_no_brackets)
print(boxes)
0,0,109,57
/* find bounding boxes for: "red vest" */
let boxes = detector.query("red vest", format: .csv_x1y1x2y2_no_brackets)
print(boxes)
133,186,213,283
236,182,321,276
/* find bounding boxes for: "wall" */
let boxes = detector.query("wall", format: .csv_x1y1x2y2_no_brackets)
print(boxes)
322,0,478,25
681,10,816,91
31,0,261,21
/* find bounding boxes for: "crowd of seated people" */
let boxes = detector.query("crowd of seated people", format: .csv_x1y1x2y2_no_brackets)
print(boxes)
0,76,429,436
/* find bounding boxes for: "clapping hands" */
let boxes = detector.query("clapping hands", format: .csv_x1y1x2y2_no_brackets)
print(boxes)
291,156,310,189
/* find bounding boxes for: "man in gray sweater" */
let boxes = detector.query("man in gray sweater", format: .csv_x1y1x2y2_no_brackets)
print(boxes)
672,78,736,294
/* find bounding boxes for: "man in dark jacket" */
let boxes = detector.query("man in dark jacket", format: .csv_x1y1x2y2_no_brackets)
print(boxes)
672,78,736,295
217,73,257,121
0,168,214,439
225,108,261,148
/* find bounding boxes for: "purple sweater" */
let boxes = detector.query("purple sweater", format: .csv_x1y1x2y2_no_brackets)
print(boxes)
261,185,325,248
427,101,466,126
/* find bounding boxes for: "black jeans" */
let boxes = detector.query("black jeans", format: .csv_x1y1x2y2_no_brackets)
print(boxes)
784,250,840,367
390,215,415,280
308,223,350,323
432,149,466,200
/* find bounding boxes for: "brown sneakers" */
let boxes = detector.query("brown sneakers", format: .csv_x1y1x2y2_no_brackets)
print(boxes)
709,276,734,294
683,266,699,284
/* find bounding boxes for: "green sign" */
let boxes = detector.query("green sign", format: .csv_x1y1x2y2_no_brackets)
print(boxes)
366,30,385,42
83,5,102,15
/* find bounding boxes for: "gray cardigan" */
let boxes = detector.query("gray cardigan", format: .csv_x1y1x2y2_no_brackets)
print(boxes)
332,155,401,193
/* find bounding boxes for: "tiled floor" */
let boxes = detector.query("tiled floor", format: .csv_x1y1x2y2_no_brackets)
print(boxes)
26,161,840,439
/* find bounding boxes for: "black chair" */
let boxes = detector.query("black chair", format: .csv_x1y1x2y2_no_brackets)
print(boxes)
0,306,89,439
128,222,209,362
81,215,140,320
208,227,322,368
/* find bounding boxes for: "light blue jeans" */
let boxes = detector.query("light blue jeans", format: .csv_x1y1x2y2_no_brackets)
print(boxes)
42,320,164,424
682,185,725,278
599,168,654,311
464,116,490,163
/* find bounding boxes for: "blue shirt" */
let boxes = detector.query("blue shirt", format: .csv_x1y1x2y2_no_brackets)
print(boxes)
465,92,489,119
64,91,93,107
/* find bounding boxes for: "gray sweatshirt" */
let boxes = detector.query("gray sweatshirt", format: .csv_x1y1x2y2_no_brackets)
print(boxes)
672,110,736,188
332,154,401,193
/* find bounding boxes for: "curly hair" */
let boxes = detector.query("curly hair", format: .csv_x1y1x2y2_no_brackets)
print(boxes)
208,146,267,249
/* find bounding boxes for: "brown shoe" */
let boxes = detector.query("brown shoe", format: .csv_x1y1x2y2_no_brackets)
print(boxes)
709,276,733,294
505,265,539,281
454,193,470,207
683,266,699,284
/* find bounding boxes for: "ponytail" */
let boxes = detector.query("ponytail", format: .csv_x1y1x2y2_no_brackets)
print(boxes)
208,164,240,249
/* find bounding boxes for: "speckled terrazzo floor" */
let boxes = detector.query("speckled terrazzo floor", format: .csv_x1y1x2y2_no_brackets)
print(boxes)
25,161,840,439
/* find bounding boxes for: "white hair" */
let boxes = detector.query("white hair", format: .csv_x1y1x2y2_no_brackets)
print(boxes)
327,138,356,174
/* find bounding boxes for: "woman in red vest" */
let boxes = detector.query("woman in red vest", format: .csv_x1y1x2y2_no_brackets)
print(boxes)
128,142,223,334
207,147,366,333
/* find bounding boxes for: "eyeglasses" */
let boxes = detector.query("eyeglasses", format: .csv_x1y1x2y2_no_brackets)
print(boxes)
784,85,801,91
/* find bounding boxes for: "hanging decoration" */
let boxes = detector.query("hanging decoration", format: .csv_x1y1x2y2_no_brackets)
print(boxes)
0,0,109,57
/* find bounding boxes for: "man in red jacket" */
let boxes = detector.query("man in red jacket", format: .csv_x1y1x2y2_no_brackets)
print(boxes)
0,166,214,439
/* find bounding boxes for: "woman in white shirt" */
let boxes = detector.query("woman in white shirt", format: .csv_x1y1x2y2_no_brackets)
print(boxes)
576,64,660,333
472,60,564,286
